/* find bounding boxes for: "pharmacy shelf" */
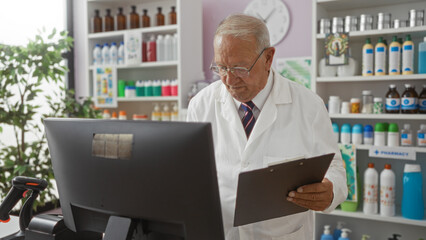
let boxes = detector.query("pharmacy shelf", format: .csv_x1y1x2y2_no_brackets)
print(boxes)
89,61,178,71
317,210,426,227
355,144,426,153
317,26,426,40
317,74,426,83
316,0,422,11
329,113,426,120
117,96,179,102
88,25,178,40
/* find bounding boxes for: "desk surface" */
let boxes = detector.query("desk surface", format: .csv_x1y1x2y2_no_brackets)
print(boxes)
0,216,20,237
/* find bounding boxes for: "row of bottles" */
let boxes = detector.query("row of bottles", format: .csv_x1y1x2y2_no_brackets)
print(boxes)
144,34,178,62
93,42,125,66
320,222,408,240
101,103,179,121
92,6,176,33
334,122,426,147
118,79,178,98
362,35,425,75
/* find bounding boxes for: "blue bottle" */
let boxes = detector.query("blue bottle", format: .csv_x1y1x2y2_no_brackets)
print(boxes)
338,228,351,240
333,221,345,240
321,225,334,240
332,123,339,143
402,164,424,220
363,125,374,145
419,37,426,74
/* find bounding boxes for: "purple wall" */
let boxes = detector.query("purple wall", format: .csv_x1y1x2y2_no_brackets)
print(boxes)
202,0,313,80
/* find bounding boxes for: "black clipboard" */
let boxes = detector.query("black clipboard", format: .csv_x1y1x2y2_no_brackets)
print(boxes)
233,153,335,226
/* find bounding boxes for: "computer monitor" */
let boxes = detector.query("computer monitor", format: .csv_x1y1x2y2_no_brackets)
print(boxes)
44,118,225,240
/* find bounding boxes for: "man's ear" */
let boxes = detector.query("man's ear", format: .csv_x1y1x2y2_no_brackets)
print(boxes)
265,47,276,70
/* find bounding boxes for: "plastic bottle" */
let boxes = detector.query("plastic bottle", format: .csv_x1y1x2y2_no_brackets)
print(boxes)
402,164,424,220
104,9,114,32
173,33,178,60
361,90,374,114
401,124,413,146
350,98,360,114
401,84,418,114
109,42,118,65
389,36,401,75
144,80,153,97
374,37,386,75
340,124,351,144
332,123,339,143
161,79,171,96
118,41,125,65
383,39,388,74
402,34,414,74
93,44,102,65
116,7,126,30
142,9,150,28
418,124,426,147
156,35,165,62
164,34,173,61
380,164,396,217
419,37,426,74
102,109,111,119
319,58,337,77
102,43,110,65
363,163,378,214
153,80,162,96
111,111,117,120
151,103,161,121
362,38,374,76
385,84,400,113
171,79,178,96
361,235,370,240
156,7,165,26
388,234,402,240
147,35,157,62
320,225,334,240
93,9,102,33
118,110,127,120
387,123,399,147
171,103,179,121
161,104,171,121
136,80,145,97
419,84,426,113
363,125,374,145
333,222,345,240
373,97,384,114
130,5,140,29
328,96,341,114
337,228,351,240
352,124,363,145
169,6,177,25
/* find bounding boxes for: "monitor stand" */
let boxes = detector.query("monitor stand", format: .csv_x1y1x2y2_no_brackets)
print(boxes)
103,216,136,240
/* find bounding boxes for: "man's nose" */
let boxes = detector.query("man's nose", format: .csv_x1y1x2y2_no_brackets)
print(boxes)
224,70,239,85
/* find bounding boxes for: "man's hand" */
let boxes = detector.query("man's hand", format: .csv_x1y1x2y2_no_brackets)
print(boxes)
286,178,334,211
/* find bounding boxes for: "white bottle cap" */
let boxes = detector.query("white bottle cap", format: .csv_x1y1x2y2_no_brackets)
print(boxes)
329,96,340,100
341,228,351,238
421,124,426,130
324,225,331,234
362,90,372,95
404,164,421,173
403,124,410,130
374,97,382,102
350,98,360,103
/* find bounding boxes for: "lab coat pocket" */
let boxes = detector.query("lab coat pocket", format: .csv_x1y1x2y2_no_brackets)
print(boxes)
263,155,305,168
272,225,304,240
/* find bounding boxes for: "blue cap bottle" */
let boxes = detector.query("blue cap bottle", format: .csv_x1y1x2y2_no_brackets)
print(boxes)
340,124,351,144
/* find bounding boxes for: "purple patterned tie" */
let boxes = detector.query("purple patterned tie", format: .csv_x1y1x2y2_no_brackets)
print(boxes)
240,101,256,138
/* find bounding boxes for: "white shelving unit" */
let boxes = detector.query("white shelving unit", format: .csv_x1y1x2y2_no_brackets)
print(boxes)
312,0,426,239
81,0,202,120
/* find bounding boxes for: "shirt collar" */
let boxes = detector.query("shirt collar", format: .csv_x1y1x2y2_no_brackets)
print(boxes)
233,70,273,111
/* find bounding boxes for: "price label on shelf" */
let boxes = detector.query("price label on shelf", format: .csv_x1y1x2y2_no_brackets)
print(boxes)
369,146,416,161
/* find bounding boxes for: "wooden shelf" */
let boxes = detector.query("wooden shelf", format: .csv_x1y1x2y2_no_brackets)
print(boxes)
317,210,426,227
117,96,178,102
329,113,426,120
316,74,426,83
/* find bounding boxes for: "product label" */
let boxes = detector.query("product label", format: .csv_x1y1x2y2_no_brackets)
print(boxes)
418,133,426,146
403,44,414,72
366,49,373,54
390,46,400,52
380,185,395,207
364,183,378,204
375,47,386,73
385,98,400,110
419,99,426,110
389,46,401,73
404,45,413,50
401,97,418,110
401,133,412,145
363,48,374,74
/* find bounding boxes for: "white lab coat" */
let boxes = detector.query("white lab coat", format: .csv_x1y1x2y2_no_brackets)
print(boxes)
187,69,347,240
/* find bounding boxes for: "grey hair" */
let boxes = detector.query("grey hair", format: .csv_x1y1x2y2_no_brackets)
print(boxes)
214,14,270,53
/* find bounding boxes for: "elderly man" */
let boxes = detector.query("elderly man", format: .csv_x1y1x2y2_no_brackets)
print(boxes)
187,14,347,240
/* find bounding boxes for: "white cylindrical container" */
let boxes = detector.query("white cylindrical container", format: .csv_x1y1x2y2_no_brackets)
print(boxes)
374,123,386,146
93,44,102,65
387,123,399,147
401,123,413,146
118,41,125,65
352,124,363,145
109,42,118,65
328,96,341,114
340,124,351,144
341,101,350,114
380,164,396,217
173,33,178,60
156,35,165,61
102,43,110,65
363,163,378,214
164,34,173,61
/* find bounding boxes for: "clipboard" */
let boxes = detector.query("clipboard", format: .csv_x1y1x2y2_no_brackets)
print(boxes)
233,153,335,226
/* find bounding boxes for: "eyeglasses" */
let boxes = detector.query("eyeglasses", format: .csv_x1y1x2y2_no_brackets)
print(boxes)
210,48,267,78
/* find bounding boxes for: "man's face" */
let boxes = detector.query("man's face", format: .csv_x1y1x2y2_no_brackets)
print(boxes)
214,35,275,103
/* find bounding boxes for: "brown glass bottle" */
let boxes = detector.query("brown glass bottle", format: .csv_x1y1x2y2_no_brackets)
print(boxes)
142,9,150,28
156,7,165,26
130,5,140,29
169,6,176,25
104,9,114,31
419,84,426,114
116,7,126,30
385,84,400,113
93,9,102,33
401,84,418,114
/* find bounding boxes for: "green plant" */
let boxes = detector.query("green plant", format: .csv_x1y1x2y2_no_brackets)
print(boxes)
0,29,73,208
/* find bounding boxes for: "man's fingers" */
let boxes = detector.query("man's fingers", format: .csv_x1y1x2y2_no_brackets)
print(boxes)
287,197,330,211
288,191,327,201
296,178,332,193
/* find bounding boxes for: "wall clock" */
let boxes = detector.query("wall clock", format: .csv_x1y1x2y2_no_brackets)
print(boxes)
244,0,291,46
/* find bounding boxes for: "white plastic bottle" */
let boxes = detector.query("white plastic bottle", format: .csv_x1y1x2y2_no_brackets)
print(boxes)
320,225,334,240
389,36,401,75
102,43,110,65
418,124,426,147
161,104,171,121
171,103,179,121
151,103,161,121
363,163,378,214
109,42,118,65
164,34,173,61
374,37,386,75
156,35,165,62
93,44,102,65
172,33,178,60
380,164,395,217
401,123,413,146
118,41,125,65
402,34,414,75
362,38,374,76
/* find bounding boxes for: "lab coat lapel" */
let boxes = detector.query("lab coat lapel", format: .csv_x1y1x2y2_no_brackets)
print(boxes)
218,84,247,141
